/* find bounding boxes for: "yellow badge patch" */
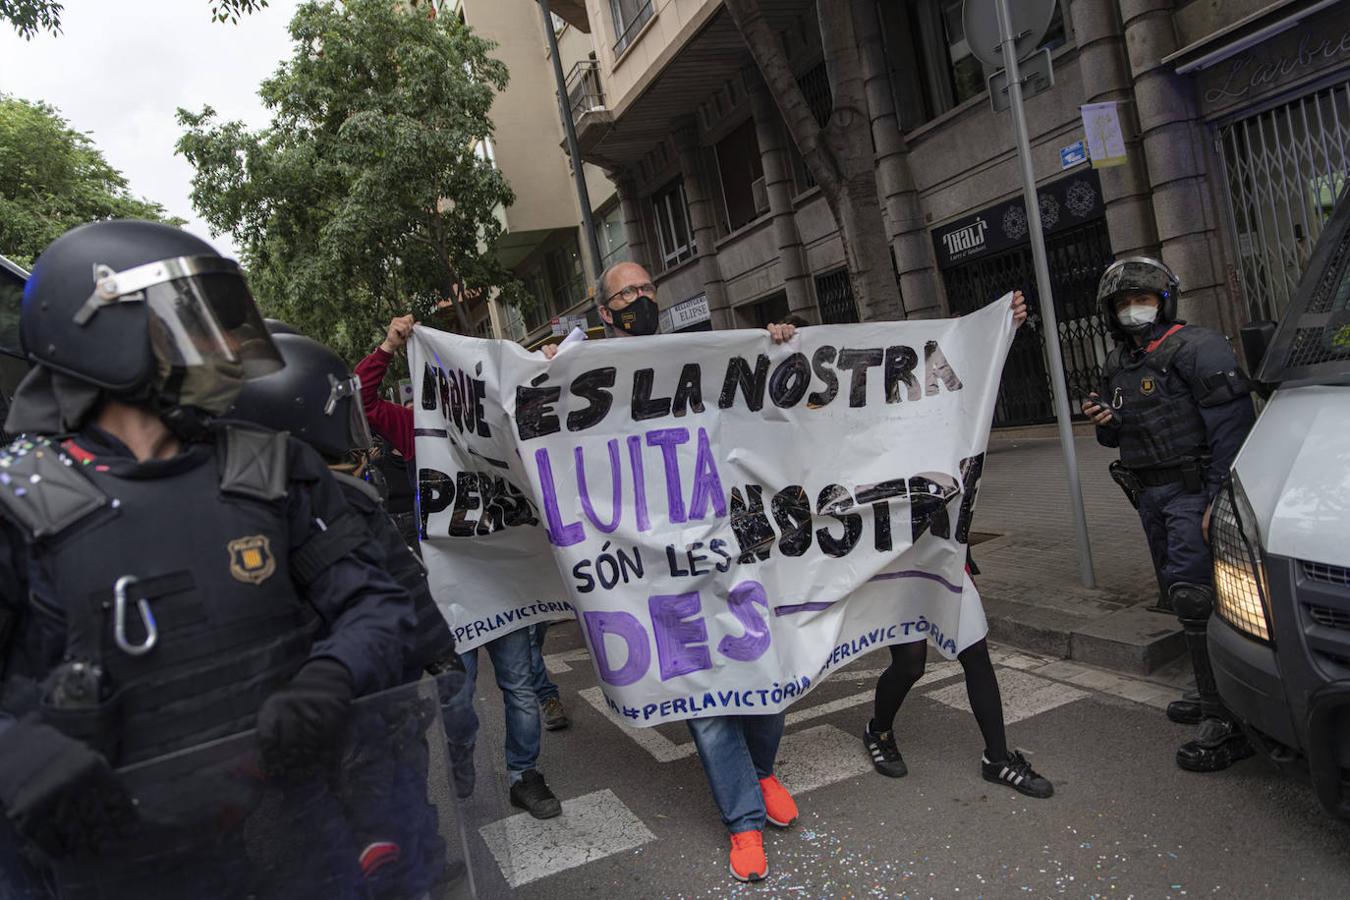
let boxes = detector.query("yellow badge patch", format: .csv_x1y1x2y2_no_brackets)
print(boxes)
228,535,276,585
1140,376,1156,396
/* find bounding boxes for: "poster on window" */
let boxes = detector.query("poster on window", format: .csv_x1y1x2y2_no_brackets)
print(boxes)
410,297,1015,726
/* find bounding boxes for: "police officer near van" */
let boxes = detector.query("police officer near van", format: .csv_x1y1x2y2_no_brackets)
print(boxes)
0,220,416,894
1083,257,1257,773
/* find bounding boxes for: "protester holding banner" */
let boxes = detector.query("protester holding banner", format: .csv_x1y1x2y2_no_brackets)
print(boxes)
411,268,1029,881
357,316,567,818
588,261,801,882
860,291,1054,799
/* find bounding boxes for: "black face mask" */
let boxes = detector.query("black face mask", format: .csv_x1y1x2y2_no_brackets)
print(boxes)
610,296,660,336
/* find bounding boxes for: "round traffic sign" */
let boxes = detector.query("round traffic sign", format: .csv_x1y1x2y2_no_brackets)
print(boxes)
962,0,1057,68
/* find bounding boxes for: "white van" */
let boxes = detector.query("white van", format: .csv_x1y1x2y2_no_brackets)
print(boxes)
1208,192,1350,820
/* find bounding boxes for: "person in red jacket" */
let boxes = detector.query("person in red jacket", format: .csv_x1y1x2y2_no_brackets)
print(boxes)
355,317,566,818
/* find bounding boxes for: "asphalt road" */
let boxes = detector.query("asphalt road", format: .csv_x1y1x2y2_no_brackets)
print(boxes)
448,621,1350,899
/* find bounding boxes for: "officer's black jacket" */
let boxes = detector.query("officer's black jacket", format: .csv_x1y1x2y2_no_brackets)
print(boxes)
0,425,418,745
1094,321,1256,498
330,470,455,678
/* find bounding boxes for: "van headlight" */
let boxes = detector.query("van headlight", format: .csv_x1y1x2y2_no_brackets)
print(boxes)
1210,475,1272,643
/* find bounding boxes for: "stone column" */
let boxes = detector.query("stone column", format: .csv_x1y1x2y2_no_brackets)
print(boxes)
856,0,941,318
672,118,732,330
1068,0,1158,260
612,173,650,274
1121,0,1228,330
748,75,815,322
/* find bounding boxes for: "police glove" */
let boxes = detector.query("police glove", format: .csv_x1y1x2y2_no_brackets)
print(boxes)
0,721,138,858
256,658,354,775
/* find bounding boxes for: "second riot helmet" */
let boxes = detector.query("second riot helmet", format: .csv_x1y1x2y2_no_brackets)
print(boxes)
228,334,373,461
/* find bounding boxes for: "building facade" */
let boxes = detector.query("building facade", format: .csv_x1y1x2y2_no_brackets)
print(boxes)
536,0,1350,425
447,0,627,347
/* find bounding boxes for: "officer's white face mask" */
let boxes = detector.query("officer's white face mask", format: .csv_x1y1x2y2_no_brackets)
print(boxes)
1117,303,1158,329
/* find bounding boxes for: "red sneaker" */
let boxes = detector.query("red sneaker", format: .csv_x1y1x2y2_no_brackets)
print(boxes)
728,829,767,882
758,774,798,827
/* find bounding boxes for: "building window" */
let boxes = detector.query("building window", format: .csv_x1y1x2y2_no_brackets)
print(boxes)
595,204,629,270
474,136,496,167
787,61,832,194
610,0,653,54
715,119,766,234
814,268,859,324
652,178,696,270
903,0,1066,123
516,236,585,334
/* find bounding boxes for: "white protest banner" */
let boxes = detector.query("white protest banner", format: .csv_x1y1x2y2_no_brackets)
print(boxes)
411,297,1014,726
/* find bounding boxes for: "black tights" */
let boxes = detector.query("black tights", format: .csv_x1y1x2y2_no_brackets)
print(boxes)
870,638,1009,762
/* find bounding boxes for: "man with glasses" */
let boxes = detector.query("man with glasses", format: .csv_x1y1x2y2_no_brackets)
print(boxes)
557,260,796,883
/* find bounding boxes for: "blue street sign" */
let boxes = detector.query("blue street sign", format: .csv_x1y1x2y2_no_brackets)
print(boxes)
1060,140,1088,169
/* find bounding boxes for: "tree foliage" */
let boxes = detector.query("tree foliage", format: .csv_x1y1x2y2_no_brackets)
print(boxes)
0,94,182,267
2,0,268,38
177,0,523,361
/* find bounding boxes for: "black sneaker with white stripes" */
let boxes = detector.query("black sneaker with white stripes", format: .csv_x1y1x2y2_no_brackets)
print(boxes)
981,750,1053,798
863,720,908,778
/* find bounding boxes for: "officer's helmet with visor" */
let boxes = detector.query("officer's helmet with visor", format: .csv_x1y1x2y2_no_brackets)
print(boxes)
1097,256,1180,339
21,220,282,422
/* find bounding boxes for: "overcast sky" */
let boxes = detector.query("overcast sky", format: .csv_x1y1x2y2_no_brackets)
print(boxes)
0,0,306,258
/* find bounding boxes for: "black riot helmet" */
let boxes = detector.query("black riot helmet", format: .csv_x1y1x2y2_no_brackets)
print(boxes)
19,220,283,433
228,333,372,461
1097,256,1180,339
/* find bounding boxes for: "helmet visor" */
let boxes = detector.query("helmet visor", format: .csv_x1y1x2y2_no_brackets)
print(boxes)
142,270,282,379
327,372,373,451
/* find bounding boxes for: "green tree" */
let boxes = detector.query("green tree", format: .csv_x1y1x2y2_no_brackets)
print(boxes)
177,0,523,360
0,94,182,267
2,0,268,38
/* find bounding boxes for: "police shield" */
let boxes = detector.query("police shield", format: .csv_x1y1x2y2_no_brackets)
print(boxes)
3,671,514,900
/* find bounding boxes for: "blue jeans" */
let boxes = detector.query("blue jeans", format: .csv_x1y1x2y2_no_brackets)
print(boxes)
686,714,785,834
460,628,541,785
529,622,560,703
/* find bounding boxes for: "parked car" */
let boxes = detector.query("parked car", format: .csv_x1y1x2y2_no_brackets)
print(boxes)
1211,189,1350,820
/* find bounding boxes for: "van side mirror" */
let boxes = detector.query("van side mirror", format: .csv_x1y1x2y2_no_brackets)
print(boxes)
1240,320,1278,399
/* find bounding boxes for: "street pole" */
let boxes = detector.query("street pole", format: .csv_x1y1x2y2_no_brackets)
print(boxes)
538,1,604,286
994,0,1096,588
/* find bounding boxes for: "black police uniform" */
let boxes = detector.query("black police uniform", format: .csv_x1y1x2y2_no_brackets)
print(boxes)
0,217,418,897
0,423,416,896
1096,320,1256,592
1095,317,1257,771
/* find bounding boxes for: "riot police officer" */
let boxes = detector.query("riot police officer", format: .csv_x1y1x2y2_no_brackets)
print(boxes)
0,220,417,896
230,329,482,895
229,330,480,788
1083,257,1256,773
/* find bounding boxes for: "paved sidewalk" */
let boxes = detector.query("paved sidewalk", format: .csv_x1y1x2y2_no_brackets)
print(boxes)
972,423,1186,673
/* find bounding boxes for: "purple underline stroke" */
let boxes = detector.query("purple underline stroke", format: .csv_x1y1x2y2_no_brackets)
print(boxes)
773,569,963,616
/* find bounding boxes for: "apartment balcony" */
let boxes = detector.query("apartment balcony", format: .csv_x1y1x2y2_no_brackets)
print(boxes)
563,59,613,156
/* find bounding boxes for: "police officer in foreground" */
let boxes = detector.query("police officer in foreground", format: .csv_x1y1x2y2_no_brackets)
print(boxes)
1083,257,1256,772
0,220,417,895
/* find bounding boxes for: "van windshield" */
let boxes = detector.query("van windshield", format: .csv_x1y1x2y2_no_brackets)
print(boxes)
1259,193,1350,386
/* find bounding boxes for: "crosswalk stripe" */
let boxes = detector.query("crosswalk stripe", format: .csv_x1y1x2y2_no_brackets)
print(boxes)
477,789,656,889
